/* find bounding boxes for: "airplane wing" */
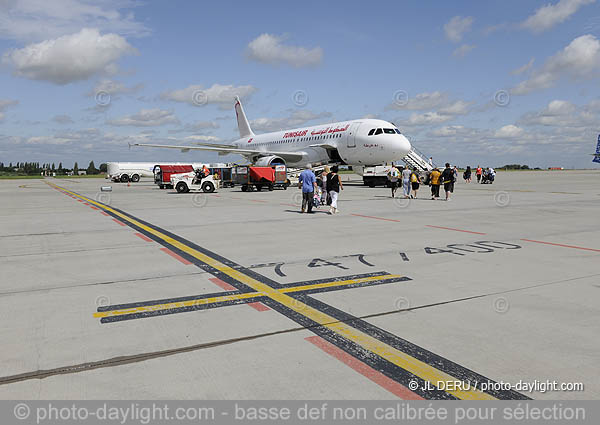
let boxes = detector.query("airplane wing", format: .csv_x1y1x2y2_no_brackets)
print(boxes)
131,143,305,162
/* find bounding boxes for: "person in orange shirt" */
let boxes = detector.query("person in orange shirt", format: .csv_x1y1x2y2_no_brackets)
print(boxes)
429,167,441,200
476,165,483,183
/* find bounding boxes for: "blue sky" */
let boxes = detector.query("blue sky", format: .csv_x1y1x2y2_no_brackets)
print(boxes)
1,0,599,168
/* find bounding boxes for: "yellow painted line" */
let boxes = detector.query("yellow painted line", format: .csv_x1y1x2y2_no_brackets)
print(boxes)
94,292,262,318
280,274,404,294
94,274,399,318
49,182,495,400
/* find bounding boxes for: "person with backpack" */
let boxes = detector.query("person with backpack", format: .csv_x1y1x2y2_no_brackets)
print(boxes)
387,164,400,198
463,166,472,183
327,165,343,214
441,163,456,201
401,166,412,198
410,168,421,198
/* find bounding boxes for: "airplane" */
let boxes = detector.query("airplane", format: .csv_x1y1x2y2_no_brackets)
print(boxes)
132,97,412,170
592,134,600,164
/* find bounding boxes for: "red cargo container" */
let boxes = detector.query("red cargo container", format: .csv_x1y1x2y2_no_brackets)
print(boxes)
154,164,194,189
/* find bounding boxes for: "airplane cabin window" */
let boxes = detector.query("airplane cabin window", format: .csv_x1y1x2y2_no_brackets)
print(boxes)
383,128,395,134
368,129,375,136
375,128,383,135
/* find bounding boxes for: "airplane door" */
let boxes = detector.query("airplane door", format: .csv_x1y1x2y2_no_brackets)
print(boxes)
347,122,361,148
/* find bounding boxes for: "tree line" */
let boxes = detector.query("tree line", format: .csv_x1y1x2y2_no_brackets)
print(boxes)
0,161,108,175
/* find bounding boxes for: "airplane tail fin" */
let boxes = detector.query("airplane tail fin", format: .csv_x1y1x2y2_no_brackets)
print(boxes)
234,96,254,139
594,134,600,164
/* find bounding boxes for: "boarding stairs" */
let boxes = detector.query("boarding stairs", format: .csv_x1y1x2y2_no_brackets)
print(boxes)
402,145,434,172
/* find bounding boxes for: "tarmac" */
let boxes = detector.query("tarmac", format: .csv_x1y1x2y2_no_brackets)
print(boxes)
0,170,598,400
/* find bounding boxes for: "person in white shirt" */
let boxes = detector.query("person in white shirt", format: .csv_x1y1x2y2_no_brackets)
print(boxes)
401,167,412,198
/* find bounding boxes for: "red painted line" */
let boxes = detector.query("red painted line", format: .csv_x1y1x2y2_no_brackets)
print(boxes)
77,199,84,203
134,232,153,242
247,302,270,312
101,212,110,216
305,336,424,400
250,199,268,203
351,213,402,223
90,206,99,210
208,278,269,311
160,247,192,265
112,218,126,226
425,225,486,235
83,202,90,205
521,239,600,252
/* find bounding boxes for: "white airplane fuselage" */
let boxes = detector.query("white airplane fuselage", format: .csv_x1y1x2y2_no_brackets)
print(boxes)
232,119,411,168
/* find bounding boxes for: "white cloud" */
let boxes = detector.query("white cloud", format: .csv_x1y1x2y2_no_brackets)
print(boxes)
403,112,453,126
161,84,257,109
246,33,323,67
518,99,597,127
52,114,74,124
180,135,222,143
107,108,179,127
444,16,474,43
438,100,471,115
511,34,600,94
387,91,448,111
2,28,137,84
511,58,535,75
522,0,596,33
395,96,472,127
0,99,18,121
250,110,332,132
494,125,525,138
452,44,475,57
89,78,143,96
0,0,149,42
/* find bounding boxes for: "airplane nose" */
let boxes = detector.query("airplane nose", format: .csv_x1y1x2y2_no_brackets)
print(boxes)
398,135,411,156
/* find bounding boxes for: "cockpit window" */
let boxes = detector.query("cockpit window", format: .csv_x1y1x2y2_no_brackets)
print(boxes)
383,128,395,134
394,129,402,134
374,128,383,135
368,129,375,136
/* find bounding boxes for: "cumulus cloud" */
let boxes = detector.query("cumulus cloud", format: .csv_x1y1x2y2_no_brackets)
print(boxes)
394,95,472,127
0,0,149,42
521,0,596,33
403,112,453,126
246,34,323,67
107,108,179,127
0,99,18,121
187,121,219,130
511,34,600,94
161,84,257,109
452,44,475,57
494,124,525,138
518,99,598,127
2,28,137,84
250,110,332,132
444,16,474,42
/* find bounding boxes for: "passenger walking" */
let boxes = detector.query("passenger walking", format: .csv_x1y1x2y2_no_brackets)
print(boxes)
321,166,330,204
410,168,421,198
441,163,455,201
429,167,441,200
327,165,343,214
429,157,433,166
453,166,458,184
401,166,412,198
476,165,482,183
387,164,400,198
298,164,317,214
463,166,472,183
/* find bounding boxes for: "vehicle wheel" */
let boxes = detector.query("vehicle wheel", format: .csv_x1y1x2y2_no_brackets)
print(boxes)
176,182,189,193
256,185,262,192
283,185,287,190
368,182,375,188
268,184,274,191
131,174,140,183
202,182,215,193
159,184,164,189
120,174,129,183
241,185,248,192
